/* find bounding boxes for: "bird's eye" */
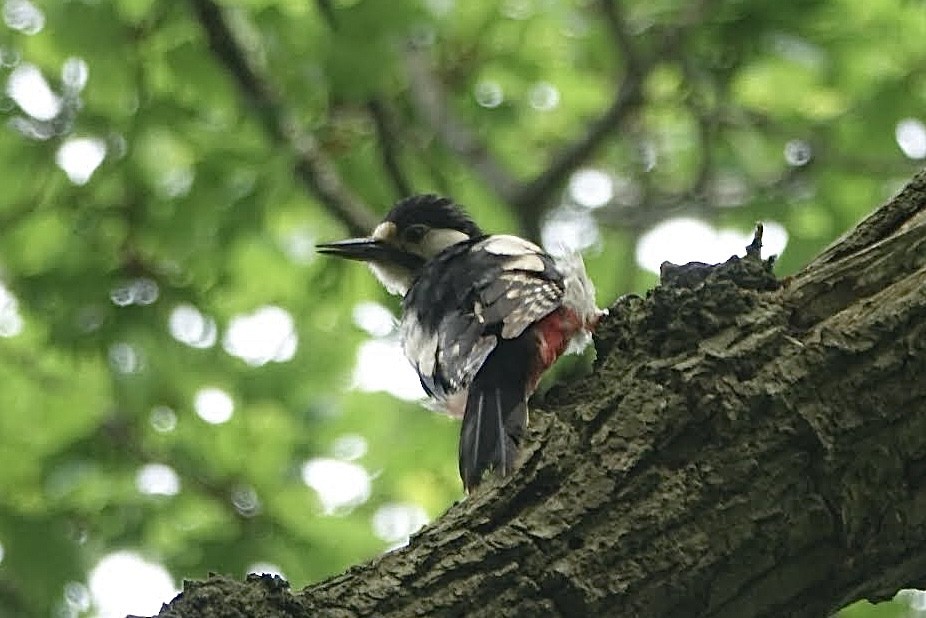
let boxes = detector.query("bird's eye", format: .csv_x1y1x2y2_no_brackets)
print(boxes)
403,224,428,244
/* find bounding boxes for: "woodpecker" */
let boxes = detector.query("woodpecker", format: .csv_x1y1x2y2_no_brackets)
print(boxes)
318,195,603,491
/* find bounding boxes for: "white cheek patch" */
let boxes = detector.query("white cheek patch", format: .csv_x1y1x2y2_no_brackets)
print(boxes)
420,229,470,258
368,262,413,296
480,235,543,256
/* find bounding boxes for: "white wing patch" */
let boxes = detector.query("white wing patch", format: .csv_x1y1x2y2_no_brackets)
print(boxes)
502,254,546,272
479,235,544,256
403,307,499,402
401,314,439,378
436,310,497,390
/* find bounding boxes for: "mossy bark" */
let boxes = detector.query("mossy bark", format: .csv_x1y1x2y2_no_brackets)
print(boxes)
153,169,926,618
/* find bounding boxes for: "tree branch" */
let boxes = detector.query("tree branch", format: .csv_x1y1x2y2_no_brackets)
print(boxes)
509,1,716,226
403,38,644,241
403,45,521,204
187,0,378,236
599,0,644,79
367,98,413,199
154,166,926,617
508,71,643,219
310,0,411,201
314,0,338,30
401,4,714,241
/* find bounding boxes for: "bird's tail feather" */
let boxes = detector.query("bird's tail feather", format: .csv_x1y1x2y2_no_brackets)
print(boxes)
459,356,529,492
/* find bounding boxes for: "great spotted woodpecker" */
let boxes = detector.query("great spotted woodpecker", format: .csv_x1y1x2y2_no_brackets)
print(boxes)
318,195,603,491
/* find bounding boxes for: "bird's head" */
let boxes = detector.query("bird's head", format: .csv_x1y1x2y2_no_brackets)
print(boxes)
317,194,483,296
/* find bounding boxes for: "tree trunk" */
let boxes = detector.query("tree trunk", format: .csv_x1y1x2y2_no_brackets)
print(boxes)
153,169,926,618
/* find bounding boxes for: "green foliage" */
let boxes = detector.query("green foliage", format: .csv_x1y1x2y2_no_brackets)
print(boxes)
841,598,921,618
0,0,923,615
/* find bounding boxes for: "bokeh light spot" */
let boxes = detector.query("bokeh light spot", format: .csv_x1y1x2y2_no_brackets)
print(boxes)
372,503,429,548
61,56,88,91
169,304,217,349
352,301,395,337
109,283,134,307
231,485,261,517
223,305,297,366
301,458,371,515
135,463,181,497
332,434,368,461
896,589,926,611
784,139,812,166
635,218,788,274
0,282,24,337
149,406,178,433
529,81,560,111
109,278,159,307
159,167,194,199
569,169,613,209
108,342,142,374
194,387,234,424
896,118,926,160
474,80,503,108
3,0,44,35
88,551,177,618
541,207,600,253
424,0,453,17
0,45,19,68
63,581,91,613
501,0,533,20
352,339,425,401
247,562,286,579
279,227,316,265
131,278,159,305
7,62,59,120
711,174,750,209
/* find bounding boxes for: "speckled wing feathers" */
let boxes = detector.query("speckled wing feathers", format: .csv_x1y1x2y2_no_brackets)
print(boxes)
401,235,564,404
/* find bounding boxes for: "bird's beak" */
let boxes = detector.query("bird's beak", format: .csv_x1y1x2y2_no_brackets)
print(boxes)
317,237,389,262
316,238,423,270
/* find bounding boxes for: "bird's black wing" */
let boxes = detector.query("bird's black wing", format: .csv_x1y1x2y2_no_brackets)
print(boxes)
401,235,564,490
401,235,563,399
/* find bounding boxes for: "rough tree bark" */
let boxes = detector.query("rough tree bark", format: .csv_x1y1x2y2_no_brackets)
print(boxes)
152,169,926,618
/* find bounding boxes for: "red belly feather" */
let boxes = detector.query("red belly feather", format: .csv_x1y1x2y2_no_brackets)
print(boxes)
529,307,589,393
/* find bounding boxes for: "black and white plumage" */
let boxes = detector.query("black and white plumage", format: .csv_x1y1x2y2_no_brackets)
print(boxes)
318,195,603,491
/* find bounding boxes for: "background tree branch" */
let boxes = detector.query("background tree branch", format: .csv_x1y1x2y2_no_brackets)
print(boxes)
599,0,645,79
403,45,521,205
367,97,413,199
153,164,926,617
508,73,643,228
399,0,717,241
187,0,378,236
